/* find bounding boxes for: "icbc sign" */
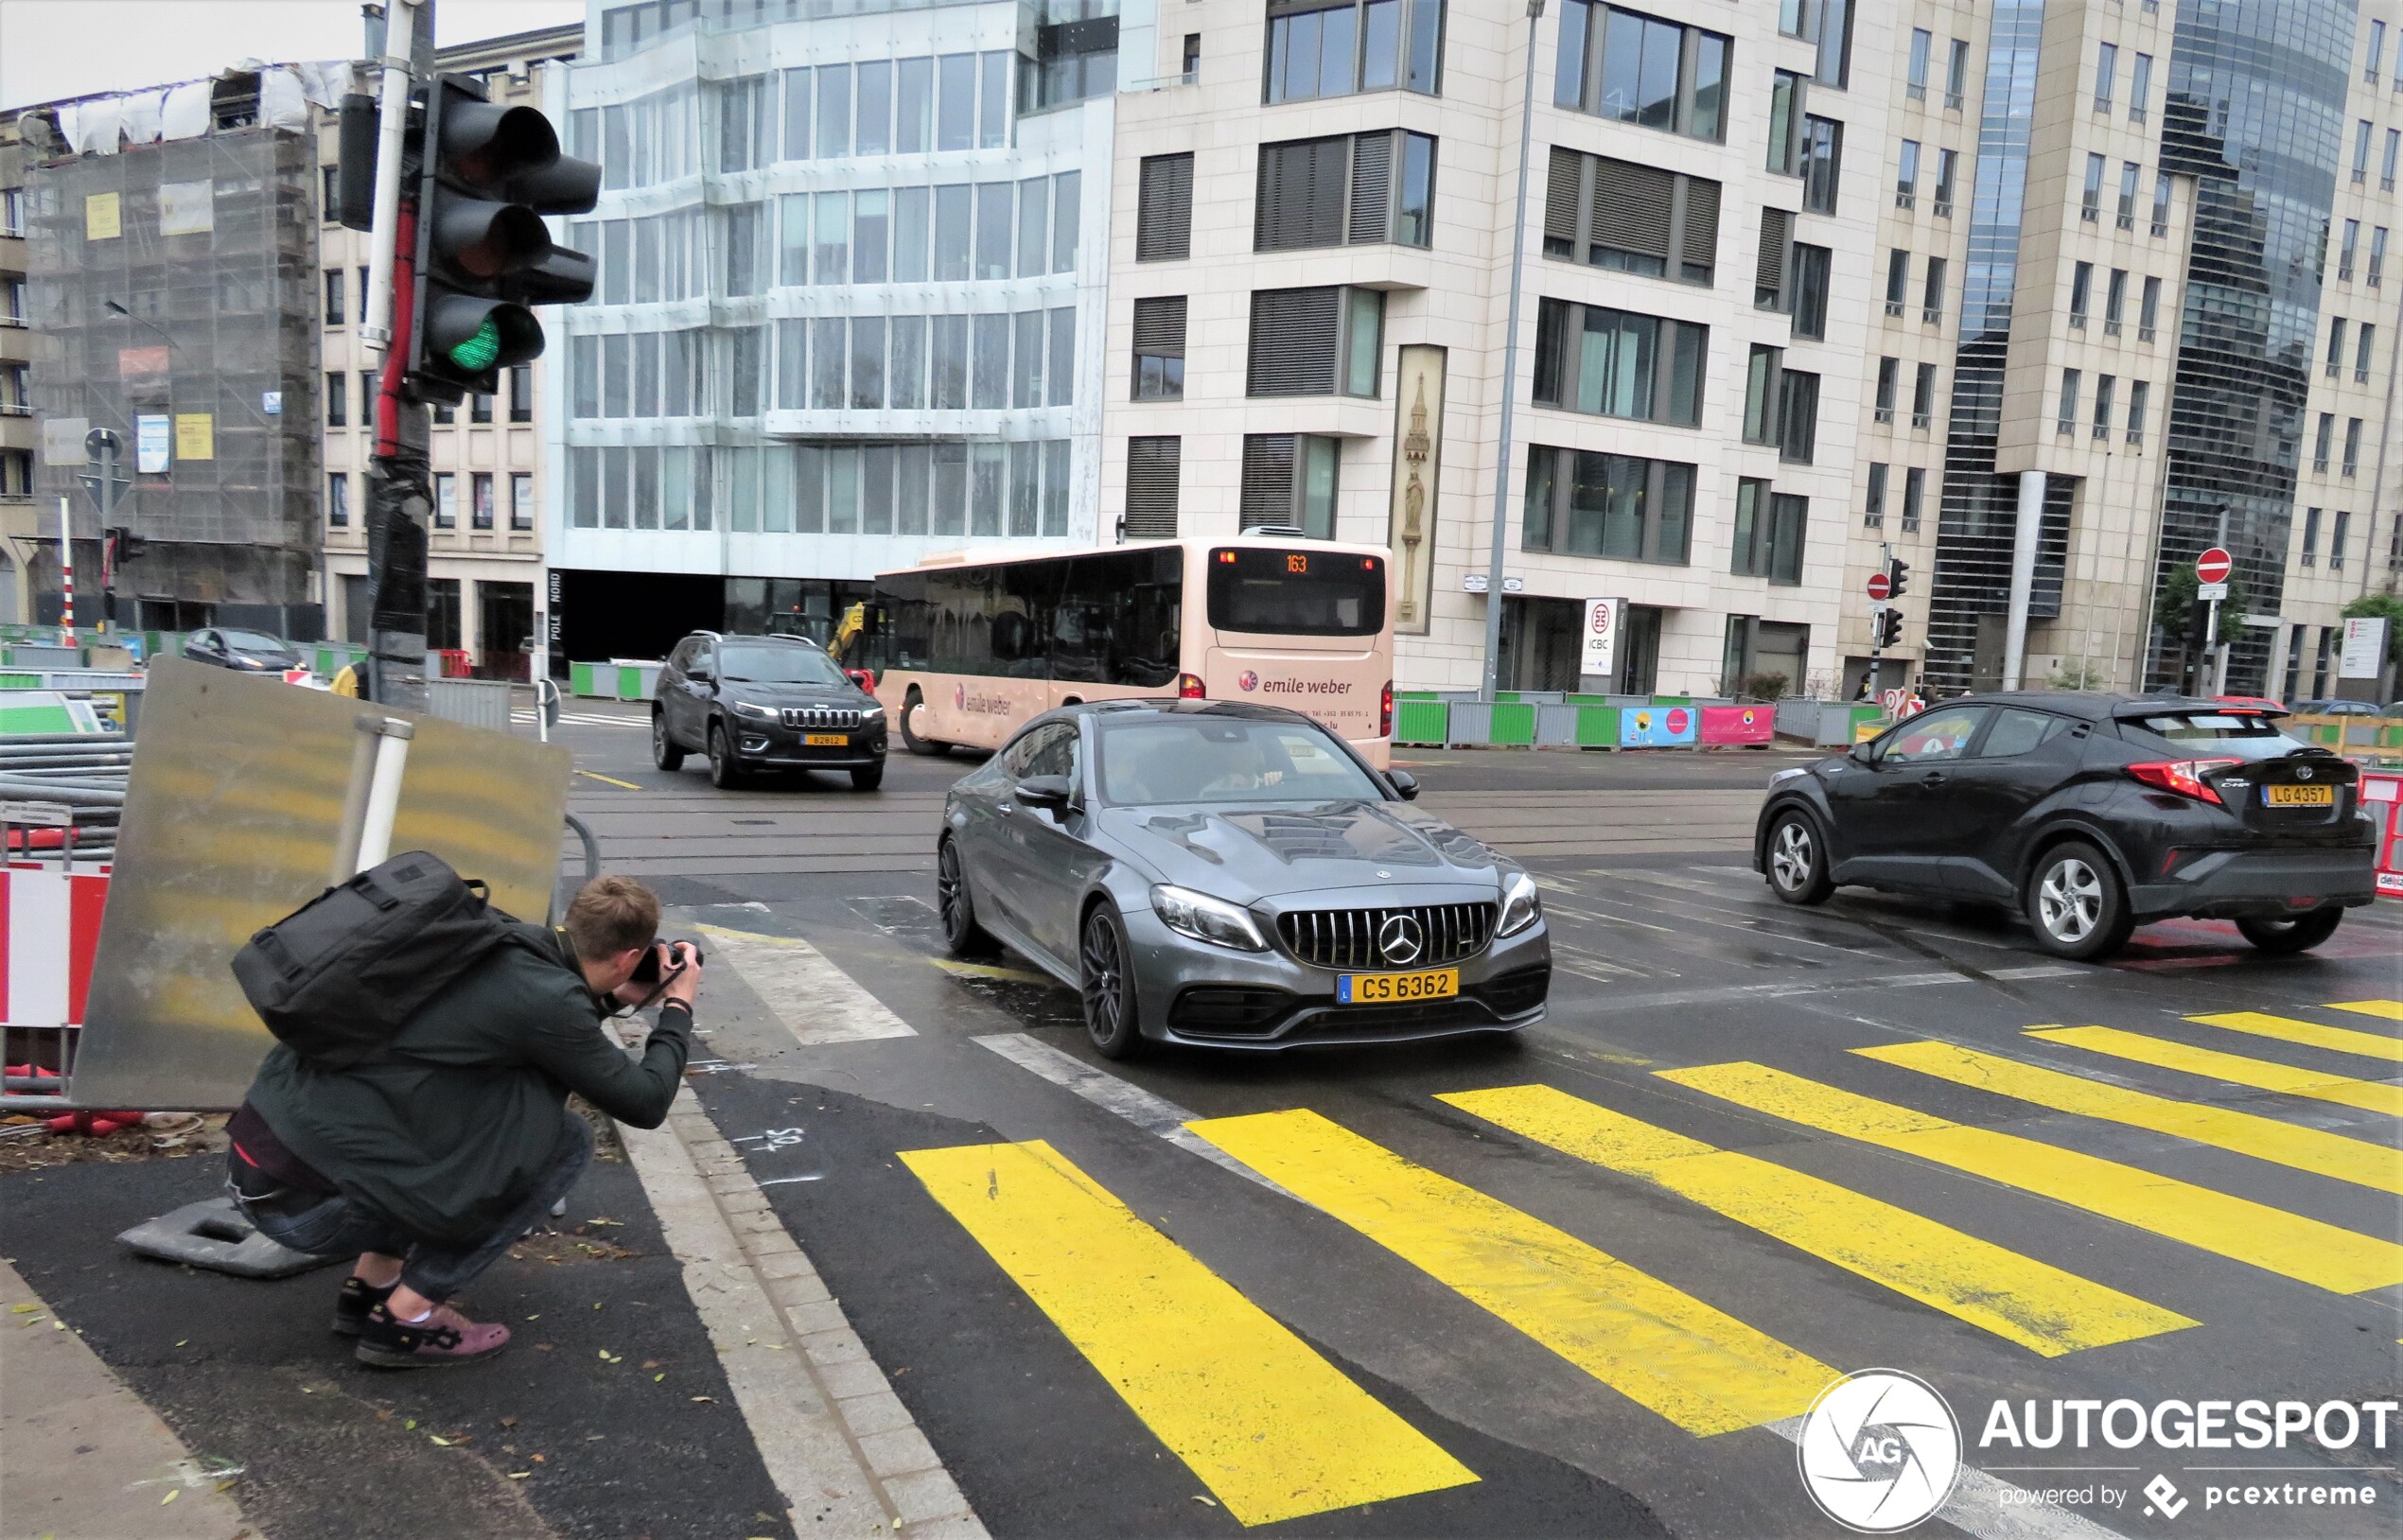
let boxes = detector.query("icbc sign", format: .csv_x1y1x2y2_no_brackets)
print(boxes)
1581,598,1623,681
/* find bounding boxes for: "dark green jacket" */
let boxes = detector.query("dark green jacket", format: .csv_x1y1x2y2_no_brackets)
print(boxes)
245,921,691,1245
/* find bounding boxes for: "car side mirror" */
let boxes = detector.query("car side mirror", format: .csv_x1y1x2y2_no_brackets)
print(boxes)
1849,740,1877,765
1387,768,1420,800
1014,774,1073,813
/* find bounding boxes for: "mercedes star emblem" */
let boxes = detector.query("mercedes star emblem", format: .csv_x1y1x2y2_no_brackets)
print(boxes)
1377,914,1426,965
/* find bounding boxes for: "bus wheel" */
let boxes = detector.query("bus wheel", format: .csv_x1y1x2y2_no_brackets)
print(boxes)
900,691,949,757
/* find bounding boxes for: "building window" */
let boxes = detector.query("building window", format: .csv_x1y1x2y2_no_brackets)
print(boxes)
2057,369,2080,434
1267,0,1445,104
1864,462,1887,527
2303,506,2324,567
1791,243,1831,339
2151,169,2173,236
1556,3,1728,141
2386,129,2401,192
1886,248,1909,315
511,472,535,530
2354,119,2373,184
1921,255,1946,325
327,472,349,528
1896,139,1919,208
2339,219,2360,281
2330,510,2352,571
1777,369,1819,464
0,449,28,496
1246,287,1383,397
2104,268,2127,335
2343,417,2363,476
2314,412,2336,472
1743,344,1782,445
2326,316,2346,377
1933,148,1956,216
2126,380,2148,446
1183,32,1201,80
434,473,458,529
427,580,462,653
1906,29,1931,100
1755,208,1794,309
1767,71,1805,174
472,471,496,530
470,393,494,426
1239,433,1342,536
1131,296,1186,400
2116,161,2139,229
1256,130,1437,251
1136,151,1193,261
2140,274,2162,341
2069,261,2093,328
2371,226,2389,288
2093,42,2116,114
1799,115,1842,214
1945,38,1970,110
1912,361,1936,429
324,269,345,326
2356,323,2376,383
1545,147,1719,284
2082,153,2105,220
2372,19,2388,82
1126,436,1181,537
1902,466,1925,532
2129,51,2151,124
1782,0,1853,86
716,74,771,172
509,364,534,422
360,371,379,422
1874,356,1898,423
1730,480,1807,585
1,276,22,324
1520,444,1695,564
2092,375,2114,440
1532,299,1707,426
324,372,346,429
322,165,341,218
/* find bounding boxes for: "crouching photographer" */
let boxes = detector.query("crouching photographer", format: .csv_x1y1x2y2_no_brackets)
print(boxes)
225,873,700,1369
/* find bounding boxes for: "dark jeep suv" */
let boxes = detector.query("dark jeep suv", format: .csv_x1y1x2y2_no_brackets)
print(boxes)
653,632,888,790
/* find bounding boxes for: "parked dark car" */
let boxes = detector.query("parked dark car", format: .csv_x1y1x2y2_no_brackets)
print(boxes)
2291,698,2384,717
1753,692,2377,960
652,631,887,790
183,628,302,674
938,700,1550,1057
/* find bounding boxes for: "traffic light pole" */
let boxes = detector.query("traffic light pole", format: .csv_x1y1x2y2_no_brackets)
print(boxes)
1868,540,1889,697
367,203,432,710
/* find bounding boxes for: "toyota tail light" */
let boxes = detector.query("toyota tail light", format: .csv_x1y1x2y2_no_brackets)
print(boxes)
2126,758,2241,804
1379,679,1394,738
1177,672,1207,699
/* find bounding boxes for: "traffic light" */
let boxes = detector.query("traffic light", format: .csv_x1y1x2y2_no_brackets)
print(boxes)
1885,557,1910,601
408,76,598,401
1874,606,1904,649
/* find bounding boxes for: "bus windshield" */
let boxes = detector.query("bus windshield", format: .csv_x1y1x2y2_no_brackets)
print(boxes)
1207,548,1384,637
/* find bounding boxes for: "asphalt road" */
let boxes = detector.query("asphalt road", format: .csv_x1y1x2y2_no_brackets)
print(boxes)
546,700,2403,1539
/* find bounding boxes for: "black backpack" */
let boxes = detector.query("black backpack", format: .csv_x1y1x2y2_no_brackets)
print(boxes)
231,850,532,1067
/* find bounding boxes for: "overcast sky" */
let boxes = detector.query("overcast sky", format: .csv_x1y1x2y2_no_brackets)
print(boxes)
0,0,588,110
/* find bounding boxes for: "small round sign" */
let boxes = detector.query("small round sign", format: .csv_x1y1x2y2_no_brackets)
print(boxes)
1866,571,1892,602
2196,547,2233,585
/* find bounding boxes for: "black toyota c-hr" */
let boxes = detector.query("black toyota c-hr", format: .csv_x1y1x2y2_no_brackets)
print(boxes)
653,632,888,790
1753,692,2377,960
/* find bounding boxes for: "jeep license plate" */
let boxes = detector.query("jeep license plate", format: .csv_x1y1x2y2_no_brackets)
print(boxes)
803,733,850,747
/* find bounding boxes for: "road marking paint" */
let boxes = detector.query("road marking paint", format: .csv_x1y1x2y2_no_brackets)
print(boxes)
2187,1010,2403,1063
694,924,915,1045
930,957,1057,987
2025,1026,2403,1118
900,1139,1477,1525
1439,1084,2194,1357
1658,1062,2403,1294
1856,1041,2403,1196
574,769,642,789
970,1032,1288,1194
1551,966,2080,1016
2326,999,2403,1024
1185,1108,1833,1435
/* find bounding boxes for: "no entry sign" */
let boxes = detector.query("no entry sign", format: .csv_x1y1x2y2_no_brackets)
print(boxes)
2196,547,2233,585
1866,571,1892,602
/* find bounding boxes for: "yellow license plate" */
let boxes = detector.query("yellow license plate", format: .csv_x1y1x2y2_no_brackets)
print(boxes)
2265,783,2334,806
803,733,850,747
1337,968,1459,1005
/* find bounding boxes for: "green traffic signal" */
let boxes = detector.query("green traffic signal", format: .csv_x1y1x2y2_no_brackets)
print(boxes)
449,317,501,371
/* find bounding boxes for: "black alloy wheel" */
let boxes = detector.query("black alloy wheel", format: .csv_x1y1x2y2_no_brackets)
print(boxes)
2024,839,2134,960
900,691,949,757
652,710,685,772
1764,809,1833,905
851,762,885,792
708,722,743,790
1079,903,1144,1060
937,838,993,956
2236,909,2344,954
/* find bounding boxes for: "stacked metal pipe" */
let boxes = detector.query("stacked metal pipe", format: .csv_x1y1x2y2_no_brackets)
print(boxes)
0,732,131,864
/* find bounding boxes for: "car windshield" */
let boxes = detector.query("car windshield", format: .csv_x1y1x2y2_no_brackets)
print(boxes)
717,644,848,687
2119,712,2307,761
1096,717,1385,806
221,630,292,654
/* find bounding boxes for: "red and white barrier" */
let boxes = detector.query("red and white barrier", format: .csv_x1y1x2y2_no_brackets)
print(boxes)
0,865,109,1027
2362,773,2403,899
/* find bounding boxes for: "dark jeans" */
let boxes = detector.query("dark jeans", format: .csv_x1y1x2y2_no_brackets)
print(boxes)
232,1116,592,1304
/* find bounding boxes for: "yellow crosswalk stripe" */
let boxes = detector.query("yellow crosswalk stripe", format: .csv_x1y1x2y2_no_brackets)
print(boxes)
1658,1062,2403,1295
900,1139,1477,1525
2026,1026,2403,1118
2326,1000,2403,1024
1185,1108,1833,1436
1439,1084,2193,1357
1857,1041,2403,1196
2188,1011,2403,1063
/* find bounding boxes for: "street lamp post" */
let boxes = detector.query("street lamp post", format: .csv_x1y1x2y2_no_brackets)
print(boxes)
1480,0,1547,701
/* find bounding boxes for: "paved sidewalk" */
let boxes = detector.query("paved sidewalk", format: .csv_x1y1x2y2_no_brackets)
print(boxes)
0,1256,252,1540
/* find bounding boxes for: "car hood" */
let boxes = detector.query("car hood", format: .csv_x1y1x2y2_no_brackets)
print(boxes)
1096,799,1510,901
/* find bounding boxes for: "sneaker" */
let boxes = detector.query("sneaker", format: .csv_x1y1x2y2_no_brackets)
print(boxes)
333,1275,396,1337
354,1302,511,1369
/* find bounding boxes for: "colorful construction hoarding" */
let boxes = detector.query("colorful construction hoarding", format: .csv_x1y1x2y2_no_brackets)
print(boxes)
1619,704,1697,747
1699,705,1774,745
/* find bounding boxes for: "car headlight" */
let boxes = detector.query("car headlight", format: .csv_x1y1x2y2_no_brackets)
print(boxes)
1498,870,1542,936
1149,884,1268,952
729,700,777,720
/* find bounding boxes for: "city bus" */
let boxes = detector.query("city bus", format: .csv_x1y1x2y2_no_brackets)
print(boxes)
853,535,1395,767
